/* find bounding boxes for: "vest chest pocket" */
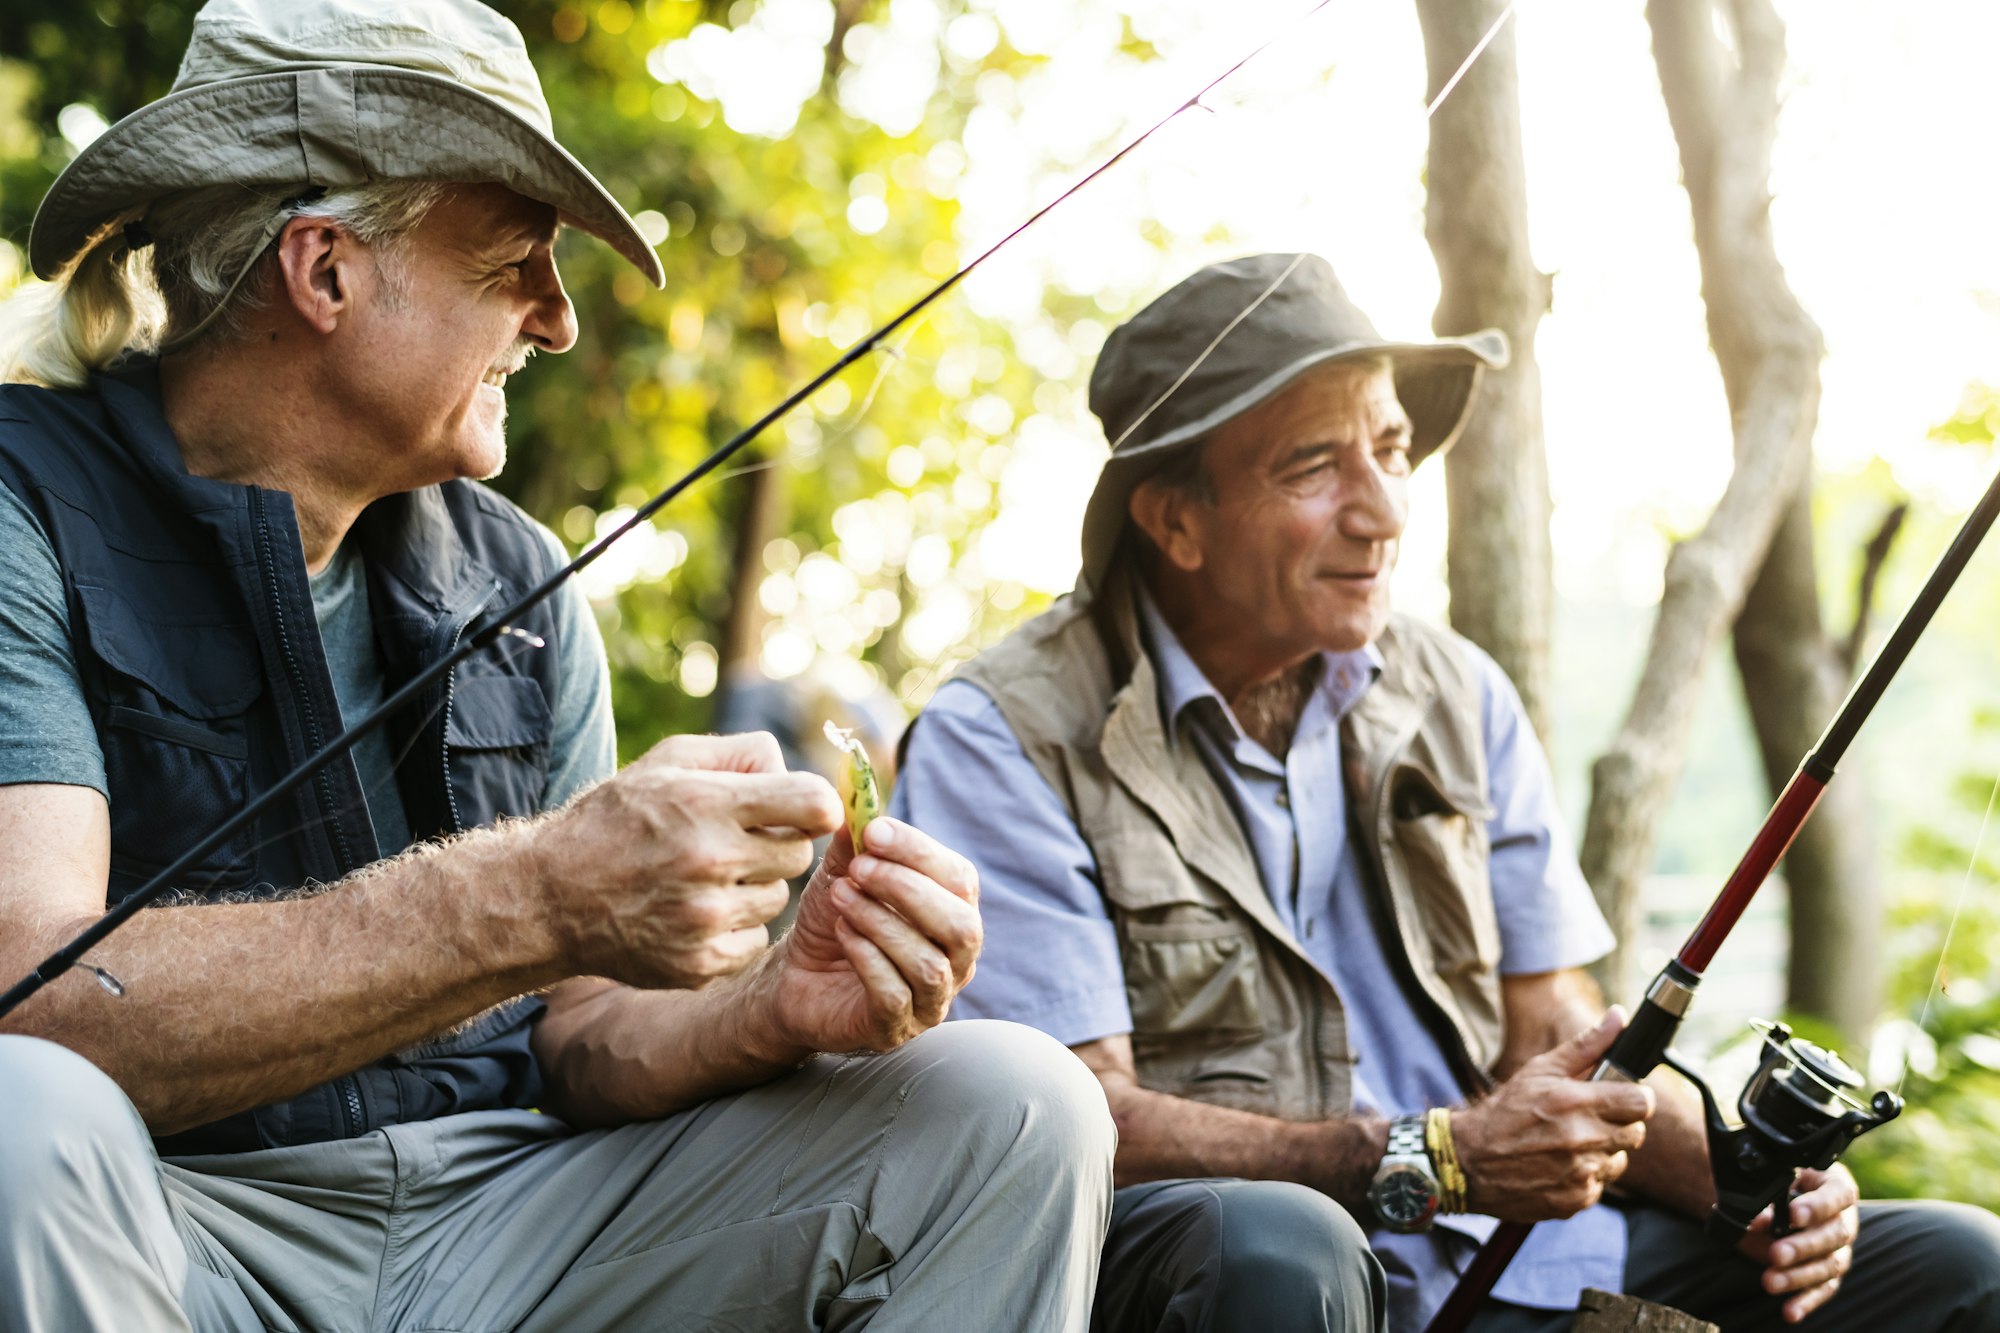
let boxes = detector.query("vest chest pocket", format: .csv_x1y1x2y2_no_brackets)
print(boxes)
1097,825,1267,1040
74,585,263,898
444,674,554,828
1387,765,1500,978
1120,917,1265,1038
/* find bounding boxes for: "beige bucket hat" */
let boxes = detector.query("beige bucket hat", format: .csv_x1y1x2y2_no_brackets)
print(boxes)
28,0,665,288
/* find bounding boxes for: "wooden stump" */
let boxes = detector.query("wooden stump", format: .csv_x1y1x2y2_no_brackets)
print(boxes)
1571,1288,1718,1332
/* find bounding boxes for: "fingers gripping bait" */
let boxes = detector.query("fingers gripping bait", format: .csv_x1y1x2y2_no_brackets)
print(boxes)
823,721,881,851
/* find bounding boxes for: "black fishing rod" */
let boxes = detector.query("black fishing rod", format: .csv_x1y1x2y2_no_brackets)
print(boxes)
1423,459,2000,1332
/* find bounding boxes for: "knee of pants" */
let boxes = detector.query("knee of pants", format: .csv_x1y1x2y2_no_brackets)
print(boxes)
0,1035,154,1203
896,1020,1115,1175
1892,1201,2000,1313
1199,1180,1379,1304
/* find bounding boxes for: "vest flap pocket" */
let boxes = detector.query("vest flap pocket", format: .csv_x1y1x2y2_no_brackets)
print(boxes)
1095,824,1242,913
1122,922,1264,1037
445,675,552,750
1388,759,1494,825
74,584,262,717
1387,764,1501,976
106,705,248,759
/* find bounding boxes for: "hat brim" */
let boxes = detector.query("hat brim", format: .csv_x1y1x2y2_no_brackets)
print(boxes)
1079,331,1508,592
30,66,664,287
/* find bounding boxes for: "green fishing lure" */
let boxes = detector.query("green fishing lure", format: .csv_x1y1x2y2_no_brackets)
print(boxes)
823,720,880,851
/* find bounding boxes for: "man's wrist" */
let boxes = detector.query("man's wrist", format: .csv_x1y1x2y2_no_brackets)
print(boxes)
727,942,816,1071
1369,1113,1443,1233
389,822,571,991
1427,1107,1468,1215
487,814,573,977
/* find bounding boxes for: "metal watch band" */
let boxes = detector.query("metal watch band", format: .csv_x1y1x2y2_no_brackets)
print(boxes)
1387,1113,1428,1158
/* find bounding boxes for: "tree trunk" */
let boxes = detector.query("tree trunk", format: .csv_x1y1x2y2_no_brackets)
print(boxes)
718,459,785,670
1583,0,1824,1000
1732,486,1882,1046
1415,0,1555,744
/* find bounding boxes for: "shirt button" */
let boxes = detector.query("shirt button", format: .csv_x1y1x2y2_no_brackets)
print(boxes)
1275,789,1290,809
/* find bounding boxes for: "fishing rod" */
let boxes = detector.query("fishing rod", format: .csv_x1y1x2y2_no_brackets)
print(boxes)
1423,459,2000,1333
0,1,1353,1025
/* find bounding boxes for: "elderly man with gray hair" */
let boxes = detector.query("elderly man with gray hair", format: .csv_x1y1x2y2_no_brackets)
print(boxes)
0,2,1113,1329
892,253,2000,1331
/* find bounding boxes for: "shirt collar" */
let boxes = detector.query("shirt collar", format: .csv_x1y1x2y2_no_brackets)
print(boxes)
1133,582,1383,750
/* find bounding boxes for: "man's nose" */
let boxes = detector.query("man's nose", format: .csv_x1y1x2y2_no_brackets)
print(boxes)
524,258,579,355
1341,459,1408,542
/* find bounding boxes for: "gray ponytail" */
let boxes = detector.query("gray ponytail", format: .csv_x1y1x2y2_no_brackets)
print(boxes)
0,180,445,389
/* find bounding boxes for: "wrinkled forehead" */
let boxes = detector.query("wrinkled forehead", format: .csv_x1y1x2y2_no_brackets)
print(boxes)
1217,357,1410,455
421,182,563,257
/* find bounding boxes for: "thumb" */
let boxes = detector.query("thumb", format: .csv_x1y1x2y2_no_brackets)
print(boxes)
1538,1006,1628,1079
815,821,856,882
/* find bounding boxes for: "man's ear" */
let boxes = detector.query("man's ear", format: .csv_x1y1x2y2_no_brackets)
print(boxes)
271,217,350,335
1128,476,1207,574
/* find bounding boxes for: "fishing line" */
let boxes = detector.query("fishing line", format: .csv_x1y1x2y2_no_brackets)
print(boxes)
1900,760,2000,1097
1427,1,1518,116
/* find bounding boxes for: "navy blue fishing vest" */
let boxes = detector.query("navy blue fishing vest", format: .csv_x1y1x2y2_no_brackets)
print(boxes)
0,362,566,1153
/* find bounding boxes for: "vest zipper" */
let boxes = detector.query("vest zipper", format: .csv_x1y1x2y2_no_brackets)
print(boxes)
249,488,360,874
339,1076,364,1137
436,583,502,836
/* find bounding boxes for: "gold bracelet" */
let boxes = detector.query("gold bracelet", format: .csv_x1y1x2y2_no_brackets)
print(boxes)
1425,1106,1468,1214
1426,1108,1463,1214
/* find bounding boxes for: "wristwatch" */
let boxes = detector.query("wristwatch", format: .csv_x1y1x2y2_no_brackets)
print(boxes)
1368,1114,1442,1233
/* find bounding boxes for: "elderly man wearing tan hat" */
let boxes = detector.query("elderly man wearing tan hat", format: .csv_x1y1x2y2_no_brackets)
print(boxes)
892,253,2000,1332
0,2,1113,1329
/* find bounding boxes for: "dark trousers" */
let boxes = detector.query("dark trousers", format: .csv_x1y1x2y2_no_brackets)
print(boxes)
1092,1179,1388,1333
1092,1180,2000,1333
1471,1199,2000,1333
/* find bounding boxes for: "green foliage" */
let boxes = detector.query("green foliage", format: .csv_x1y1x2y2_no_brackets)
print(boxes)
1927,382,2000,450
1843,710,2000,1209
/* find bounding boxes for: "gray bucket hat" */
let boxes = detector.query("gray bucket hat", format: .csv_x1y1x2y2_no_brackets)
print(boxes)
1081,252,1508,590
28,0,665,288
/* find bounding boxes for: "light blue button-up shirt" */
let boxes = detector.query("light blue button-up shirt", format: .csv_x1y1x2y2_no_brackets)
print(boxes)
891,592,1624,1331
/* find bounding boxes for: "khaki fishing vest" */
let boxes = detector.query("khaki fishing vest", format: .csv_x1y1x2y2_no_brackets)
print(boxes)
949,571,1506,1120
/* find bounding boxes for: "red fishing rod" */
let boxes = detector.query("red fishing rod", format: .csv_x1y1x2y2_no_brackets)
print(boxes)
1424,460,2000,1333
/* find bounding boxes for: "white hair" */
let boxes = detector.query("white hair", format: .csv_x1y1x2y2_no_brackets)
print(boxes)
0,180,445,390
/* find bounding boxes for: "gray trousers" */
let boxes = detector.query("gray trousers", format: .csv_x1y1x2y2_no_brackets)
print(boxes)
1092,1180,2000,1333
0,1021,1115,1332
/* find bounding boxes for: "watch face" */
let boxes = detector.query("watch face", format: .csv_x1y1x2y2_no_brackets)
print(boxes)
1371,1164,1439,1231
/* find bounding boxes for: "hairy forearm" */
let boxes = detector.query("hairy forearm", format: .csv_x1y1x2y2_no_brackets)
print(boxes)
531,957,812,1128
1096,1074,1388,1210
0,827,562,1135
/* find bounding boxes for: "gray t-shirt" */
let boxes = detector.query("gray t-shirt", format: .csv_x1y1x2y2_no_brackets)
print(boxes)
0,482,616,857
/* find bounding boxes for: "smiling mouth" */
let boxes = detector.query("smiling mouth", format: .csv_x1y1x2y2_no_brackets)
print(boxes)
481,369,514,389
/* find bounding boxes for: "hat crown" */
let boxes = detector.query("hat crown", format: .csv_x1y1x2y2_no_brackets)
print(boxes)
1088,253,1382,458
173,0,553,133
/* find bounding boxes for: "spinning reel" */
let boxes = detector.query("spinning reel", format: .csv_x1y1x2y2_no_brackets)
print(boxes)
1661,1020,1903,1245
